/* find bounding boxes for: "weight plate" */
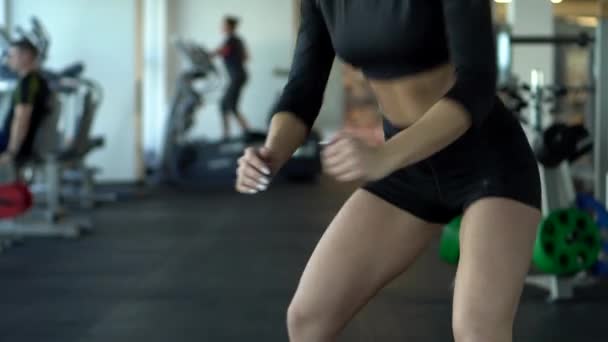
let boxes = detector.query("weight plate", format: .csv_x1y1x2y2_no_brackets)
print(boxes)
439,216,461,265
534,208,601,275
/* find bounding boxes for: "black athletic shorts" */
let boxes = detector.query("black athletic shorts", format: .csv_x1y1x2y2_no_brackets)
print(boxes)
363,98,541,224
221,69,248,115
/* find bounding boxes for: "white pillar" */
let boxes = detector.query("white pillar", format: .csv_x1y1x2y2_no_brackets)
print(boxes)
595,3,608,204
0,0,8,28
508,0,555,84
142,0,171,167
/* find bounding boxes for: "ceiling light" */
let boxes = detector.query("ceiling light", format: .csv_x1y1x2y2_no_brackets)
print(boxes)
494,0,563,3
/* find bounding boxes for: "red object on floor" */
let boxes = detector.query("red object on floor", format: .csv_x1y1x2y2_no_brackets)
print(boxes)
0,182,33,218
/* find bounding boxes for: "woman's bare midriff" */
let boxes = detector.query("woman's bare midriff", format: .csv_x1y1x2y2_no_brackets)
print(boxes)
368,63,456,127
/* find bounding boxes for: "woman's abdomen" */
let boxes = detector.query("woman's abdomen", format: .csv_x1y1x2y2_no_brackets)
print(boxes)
369,63,455,126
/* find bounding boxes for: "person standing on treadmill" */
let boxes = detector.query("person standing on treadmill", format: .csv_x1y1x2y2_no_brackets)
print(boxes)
213,15,252,140
0,39,51,165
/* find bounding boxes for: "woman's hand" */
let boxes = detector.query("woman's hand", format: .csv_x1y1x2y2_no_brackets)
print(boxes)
322,132,392,182
236,146,274,194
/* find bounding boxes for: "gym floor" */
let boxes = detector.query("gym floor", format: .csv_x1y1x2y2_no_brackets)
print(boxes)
0,178,607,342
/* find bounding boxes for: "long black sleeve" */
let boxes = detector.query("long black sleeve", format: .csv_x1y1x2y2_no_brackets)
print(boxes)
441,0,497,129
271,0,335,129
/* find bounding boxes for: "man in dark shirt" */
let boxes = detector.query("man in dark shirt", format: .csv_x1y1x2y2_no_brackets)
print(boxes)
213,16,252,140
0,39,51,164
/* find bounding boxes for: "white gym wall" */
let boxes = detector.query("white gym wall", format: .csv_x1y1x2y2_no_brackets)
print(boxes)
9,0,139,182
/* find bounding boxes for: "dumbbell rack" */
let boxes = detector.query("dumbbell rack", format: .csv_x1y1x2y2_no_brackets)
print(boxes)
523,70,598,302
525,161,596,302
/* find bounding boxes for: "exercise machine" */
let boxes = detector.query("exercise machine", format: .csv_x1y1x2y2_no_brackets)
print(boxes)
0,87,89,239
157,39,321,189
496,70,599,301
0,17,109,242
158,38,247,188
519,70,599,301
28,78,112,210
9,18,114,209
496,16,608,206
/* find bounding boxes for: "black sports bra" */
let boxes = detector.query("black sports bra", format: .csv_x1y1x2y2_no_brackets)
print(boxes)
272,0,497,130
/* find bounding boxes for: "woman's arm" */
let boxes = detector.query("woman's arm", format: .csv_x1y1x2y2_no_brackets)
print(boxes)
236,0,334,192
264,113,310,171
265,0,335,161
380,0,496,172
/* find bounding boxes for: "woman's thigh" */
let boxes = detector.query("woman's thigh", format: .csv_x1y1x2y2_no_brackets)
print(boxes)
453,198,541,338
289,189,442,334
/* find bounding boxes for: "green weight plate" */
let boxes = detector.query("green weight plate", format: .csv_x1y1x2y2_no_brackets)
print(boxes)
439,216,461,265
534,208,601,275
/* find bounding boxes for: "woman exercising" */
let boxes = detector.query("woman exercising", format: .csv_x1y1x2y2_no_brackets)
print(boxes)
214,15,251,140
237,1,541,341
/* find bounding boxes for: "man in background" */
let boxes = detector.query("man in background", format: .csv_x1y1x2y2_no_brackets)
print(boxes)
0,39,51,165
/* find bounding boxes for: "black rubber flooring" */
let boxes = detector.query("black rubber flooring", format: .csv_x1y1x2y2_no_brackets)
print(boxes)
0,178,607,341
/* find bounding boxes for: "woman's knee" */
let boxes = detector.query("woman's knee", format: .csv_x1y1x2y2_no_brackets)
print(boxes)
286,302,309,334
286,300,337,341
452,309,511,342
